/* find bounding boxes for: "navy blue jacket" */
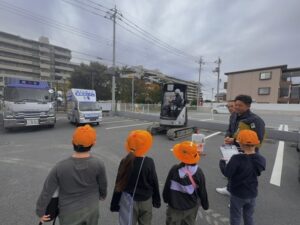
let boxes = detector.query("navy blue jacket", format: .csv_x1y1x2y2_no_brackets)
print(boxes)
163,163,209,210
227,110,265,149
219,153,266,199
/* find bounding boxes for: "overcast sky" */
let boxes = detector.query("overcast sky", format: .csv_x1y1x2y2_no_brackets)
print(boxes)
0,0,299,99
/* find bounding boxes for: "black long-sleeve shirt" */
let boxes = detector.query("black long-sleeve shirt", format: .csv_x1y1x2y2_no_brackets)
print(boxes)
110,156,161,211
219,153,266,199
163,163,209,210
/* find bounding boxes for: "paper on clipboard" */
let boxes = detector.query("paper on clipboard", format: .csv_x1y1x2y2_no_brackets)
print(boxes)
220,144,239,161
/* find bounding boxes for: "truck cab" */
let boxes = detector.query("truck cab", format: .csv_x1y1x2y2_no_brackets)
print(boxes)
0,77,56,129
66,88,102,125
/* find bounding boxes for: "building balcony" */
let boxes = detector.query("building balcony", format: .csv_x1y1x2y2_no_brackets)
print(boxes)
0,56,35,66
39,46,51,53
0,46,40,59
54,50,71,58
41,71,51,77
0,63,40,74
0,37,35,49
54,58,71,64
40,63,51,69
55,65,74,72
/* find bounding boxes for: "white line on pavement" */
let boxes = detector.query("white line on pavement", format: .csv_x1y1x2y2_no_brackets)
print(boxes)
200,119,213,121
101,119,136,124
204,131,222,140
106,122,152,130
270,124,288,186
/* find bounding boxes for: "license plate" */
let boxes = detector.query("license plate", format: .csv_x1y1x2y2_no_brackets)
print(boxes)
26,119,39,126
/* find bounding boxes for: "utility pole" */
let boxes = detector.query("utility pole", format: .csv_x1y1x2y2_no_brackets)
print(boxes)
107,5,117,111
214,57,221,102
132,76,134,111
197,56,204,109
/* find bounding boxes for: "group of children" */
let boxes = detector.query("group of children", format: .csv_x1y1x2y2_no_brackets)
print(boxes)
110,128,265,225
36,125,265,225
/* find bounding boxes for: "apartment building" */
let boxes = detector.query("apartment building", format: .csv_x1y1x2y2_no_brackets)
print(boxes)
0,31,74,91
225,65,300,103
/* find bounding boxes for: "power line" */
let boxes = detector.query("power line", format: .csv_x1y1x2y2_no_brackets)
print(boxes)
0,1,112,46
60,0,199,62
117,14,197,61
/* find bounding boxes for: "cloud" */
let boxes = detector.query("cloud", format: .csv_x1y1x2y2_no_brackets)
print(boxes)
0,0,299,100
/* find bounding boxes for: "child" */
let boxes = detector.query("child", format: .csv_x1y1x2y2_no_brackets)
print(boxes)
163,141,209,225
110,130,161,225
36,125,107,225
219,130,266,225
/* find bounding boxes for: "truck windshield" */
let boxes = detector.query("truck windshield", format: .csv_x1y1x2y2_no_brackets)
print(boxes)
79,102,101,111
4,87,52,102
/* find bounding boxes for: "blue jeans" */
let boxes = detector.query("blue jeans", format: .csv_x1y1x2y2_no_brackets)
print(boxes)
230,195,256,225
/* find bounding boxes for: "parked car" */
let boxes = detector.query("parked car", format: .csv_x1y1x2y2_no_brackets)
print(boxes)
211,104,229,114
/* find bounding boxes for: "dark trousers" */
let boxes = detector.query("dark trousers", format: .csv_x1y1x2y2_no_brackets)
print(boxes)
166,205,199,225
230,195,256,225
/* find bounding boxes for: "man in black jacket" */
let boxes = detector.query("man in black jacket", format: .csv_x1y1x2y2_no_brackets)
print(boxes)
217,95,265,196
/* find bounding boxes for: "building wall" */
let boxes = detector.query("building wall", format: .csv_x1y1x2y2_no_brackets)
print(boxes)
0,31,73,84
227,68,282,103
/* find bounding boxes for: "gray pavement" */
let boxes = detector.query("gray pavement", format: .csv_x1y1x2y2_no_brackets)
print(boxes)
0,116,299,225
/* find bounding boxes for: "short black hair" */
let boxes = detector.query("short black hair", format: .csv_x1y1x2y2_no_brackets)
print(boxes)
234,95,252,105
73,144,92,152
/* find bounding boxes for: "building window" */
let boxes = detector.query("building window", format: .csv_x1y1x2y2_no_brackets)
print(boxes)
258,87,271,95
260,72,272,80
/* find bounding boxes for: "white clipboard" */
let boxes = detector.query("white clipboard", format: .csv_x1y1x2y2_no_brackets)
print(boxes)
220,144,239,161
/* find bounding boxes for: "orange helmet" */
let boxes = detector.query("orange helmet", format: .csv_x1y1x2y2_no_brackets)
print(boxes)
125,130,153,157
72,125,96,147
173,141,200,164
237,129,260,145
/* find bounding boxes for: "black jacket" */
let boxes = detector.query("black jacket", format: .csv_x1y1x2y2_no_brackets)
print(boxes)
110,156,161,211
219,153,266,199
163,163,209,210
227,110,265,149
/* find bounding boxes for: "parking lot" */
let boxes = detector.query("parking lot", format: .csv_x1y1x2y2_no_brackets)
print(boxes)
0,115,299,225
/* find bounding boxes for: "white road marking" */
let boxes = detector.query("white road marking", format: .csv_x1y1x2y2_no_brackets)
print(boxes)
200,119,213,121
169,131,221,152
101,119,136,124
106,122,152,130
204,132,222,140
270,124,288,186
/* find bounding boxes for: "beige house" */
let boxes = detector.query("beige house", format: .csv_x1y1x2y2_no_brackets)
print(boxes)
225,65,300,103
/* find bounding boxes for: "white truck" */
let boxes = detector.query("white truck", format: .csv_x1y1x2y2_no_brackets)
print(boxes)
0,77,56,129
66,88,102,125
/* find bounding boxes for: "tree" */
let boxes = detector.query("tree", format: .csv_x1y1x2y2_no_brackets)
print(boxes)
70,62,163,103
70,62,112,100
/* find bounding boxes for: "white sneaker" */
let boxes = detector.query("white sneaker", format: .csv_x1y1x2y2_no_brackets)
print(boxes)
216,187,231,196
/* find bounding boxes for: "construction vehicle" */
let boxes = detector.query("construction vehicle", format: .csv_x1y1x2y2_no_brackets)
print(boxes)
147,83,196,140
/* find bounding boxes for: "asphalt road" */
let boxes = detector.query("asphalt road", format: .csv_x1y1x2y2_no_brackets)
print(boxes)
0,116,299,225
143,111,300,131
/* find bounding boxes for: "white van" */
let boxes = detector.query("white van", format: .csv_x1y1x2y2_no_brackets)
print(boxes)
66,89,102,125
